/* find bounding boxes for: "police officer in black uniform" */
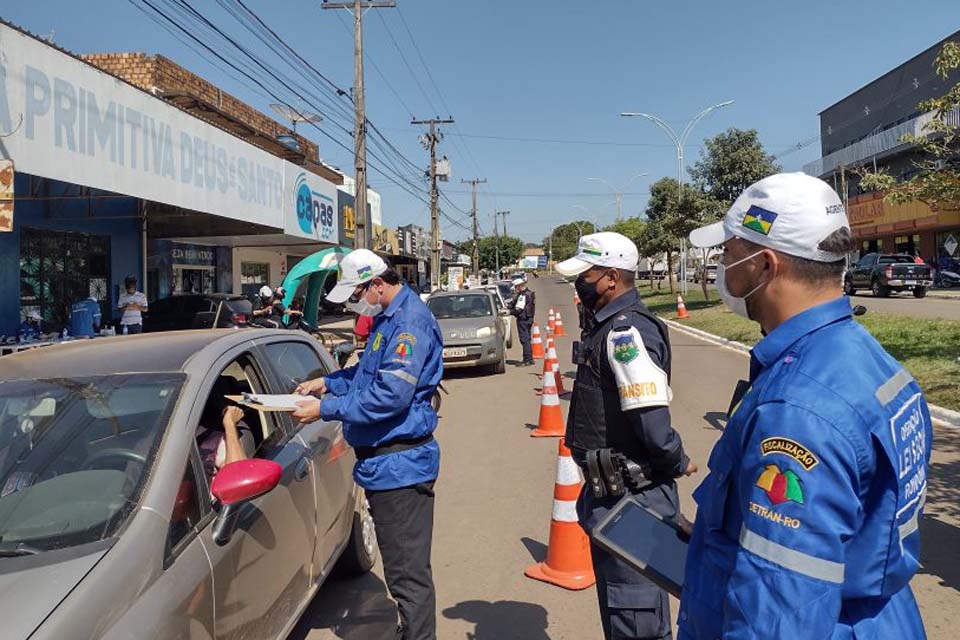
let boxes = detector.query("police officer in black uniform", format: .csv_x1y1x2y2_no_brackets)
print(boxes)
510,276,536,366
556,232,697,640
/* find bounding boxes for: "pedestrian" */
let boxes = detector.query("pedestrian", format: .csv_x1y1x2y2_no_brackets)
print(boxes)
556,232,696,640
292,249,443,640
68,295,102,339
510,276,536,366
117,275,148,334
679,173,931,639
17,310,45,342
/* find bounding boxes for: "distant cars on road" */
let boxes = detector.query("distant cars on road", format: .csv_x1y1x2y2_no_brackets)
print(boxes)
844,253,933,298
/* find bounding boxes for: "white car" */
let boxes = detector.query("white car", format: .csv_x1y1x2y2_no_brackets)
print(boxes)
482,285,514,349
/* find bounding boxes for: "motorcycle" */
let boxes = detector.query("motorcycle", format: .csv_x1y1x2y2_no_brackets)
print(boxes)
935,269,960,288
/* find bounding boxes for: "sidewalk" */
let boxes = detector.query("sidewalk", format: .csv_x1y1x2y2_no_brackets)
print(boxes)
927,289,960,300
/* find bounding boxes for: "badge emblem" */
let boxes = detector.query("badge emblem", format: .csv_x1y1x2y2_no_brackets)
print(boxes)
756,464,804,505
760,437,819,471
372,332,383,351
612,334,640,364
742,205,779,236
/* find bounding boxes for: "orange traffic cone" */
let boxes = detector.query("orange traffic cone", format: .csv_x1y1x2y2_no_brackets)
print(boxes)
531,370,564,437
548,309,556,335
524,438,595,590
554,312,566,337
531,324,545,360
676,295,690,320
547,343,566,396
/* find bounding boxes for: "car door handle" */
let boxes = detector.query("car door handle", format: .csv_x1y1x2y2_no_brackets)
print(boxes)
294,457,310,482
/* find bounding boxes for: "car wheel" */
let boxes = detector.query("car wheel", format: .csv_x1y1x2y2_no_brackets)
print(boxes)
843,279,856,296
335,495,377,576
913,287,927,299
872,279,889,298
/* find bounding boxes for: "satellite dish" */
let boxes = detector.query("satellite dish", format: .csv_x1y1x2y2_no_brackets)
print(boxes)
269,103,323,133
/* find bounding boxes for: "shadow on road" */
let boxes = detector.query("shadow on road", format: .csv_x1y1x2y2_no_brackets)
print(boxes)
287,572,397,640
918,425,960,593
703,411,727,431
443,600,552,640
521,536,547,563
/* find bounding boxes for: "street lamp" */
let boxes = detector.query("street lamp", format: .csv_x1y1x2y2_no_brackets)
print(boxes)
621,100,733,293
586,173,648,220
572,205,598,233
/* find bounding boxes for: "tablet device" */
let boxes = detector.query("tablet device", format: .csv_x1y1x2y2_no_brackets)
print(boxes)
591,495,690,597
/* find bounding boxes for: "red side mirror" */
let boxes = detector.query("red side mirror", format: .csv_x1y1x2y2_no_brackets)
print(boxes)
211,459,282,506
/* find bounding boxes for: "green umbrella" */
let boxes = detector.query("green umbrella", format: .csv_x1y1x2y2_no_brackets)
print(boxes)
280,246,352,327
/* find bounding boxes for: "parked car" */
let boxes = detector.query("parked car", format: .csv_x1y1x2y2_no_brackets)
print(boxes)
142,294,252,332
427,290,507,374
0,329,375,639
482,284,514,348
844,253,933,298
692,264,718,284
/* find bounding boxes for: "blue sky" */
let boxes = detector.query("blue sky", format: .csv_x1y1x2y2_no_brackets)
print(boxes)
2,0,957,243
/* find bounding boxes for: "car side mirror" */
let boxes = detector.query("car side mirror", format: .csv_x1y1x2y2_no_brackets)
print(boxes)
211,459,282,546
499,308,510,316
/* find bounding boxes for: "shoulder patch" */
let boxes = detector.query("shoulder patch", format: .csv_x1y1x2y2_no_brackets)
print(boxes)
371,332,383,352
612,334,640,364
606,325,671,411
760,437,819,471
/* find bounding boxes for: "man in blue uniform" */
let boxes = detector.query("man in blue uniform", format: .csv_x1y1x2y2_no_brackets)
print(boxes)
557,232,696,640
679,173,931,639
293,249,443,640
68,295,102,338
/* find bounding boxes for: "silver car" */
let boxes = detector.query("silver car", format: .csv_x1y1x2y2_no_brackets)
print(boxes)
0,329,376,640
427,290,507,374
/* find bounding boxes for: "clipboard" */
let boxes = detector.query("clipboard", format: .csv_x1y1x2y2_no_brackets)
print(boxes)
224,393,306,412
591,495,690,597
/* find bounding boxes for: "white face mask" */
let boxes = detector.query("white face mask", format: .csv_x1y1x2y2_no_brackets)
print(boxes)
716,250,767,319
346,287,383,317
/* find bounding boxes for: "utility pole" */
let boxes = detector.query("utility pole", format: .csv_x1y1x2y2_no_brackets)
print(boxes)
412,117,454,289
322,0,396,249
462,178,486,275
493,211,500,275
497,210,510,237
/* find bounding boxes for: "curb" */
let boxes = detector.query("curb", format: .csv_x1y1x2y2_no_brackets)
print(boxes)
660,316,960,429
926,292,960,301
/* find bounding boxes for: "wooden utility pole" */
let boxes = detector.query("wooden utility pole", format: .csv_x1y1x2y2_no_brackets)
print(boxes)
322,0,396,249
462,178,486,275
498,210,510,238
413,117,454,289
495,210,510,276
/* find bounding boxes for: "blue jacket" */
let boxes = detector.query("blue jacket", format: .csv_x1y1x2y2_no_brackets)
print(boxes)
321,286,443,490
679,297,930,639
68,298,102,337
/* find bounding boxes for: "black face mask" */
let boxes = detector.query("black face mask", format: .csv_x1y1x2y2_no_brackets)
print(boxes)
575,273,604,310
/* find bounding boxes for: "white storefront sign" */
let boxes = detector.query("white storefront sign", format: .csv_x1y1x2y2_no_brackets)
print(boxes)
0,23,323,230
283,164,338,241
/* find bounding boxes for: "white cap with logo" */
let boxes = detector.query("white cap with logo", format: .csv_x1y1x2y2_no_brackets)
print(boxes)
555,232,639,276
689,172,851,262
326,249,389,304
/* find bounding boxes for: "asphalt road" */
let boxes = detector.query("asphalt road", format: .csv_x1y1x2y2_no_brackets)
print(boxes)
290,277,959,639
844,290,960,320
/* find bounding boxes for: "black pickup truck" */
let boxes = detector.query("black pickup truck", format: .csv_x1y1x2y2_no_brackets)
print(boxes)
843,253,933,298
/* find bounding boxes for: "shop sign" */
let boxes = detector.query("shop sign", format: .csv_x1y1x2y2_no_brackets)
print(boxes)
848,197,885,226
171,244,215,265
0,159,12,232
0,23,285,228
283,165,338,242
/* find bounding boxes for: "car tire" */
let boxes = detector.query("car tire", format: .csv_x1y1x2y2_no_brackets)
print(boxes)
335,495,377,576
872,279,889,298
843,279,856,296
913,287,927,299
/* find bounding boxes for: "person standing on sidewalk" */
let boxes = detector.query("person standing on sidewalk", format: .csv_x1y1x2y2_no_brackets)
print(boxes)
679,173,931,639
510,276,536,366
292,249,443,640
68,295,102,339
557,232,696,640
117,275,148,334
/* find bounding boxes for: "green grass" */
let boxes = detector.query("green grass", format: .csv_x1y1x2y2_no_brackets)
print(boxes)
637,284,960,411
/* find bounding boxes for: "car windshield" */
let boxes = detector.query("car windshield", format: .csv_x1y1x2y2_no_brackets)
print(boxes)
497,283,513,299
0,374,183,553
879,255,916,264
428,295,493,319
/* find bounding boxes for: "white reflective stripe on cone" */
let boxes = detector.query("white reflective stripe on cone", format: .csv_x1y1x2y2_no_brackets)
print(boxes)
552,499,579,522
542,392,560,407
556,454,583,486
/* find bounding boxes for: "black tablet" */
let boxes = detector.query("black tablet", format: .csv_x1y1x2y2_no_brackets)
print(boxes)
591,495,690,597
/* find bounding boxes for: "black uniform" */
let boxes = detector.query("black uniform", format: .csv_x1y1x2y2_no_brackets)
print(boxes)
511,288,536,364
567,288,689,640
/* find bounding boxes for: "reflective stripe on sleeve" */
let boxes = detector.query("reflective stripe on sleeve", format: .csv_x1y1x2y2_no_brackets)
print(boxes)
382,369,418,386
739,525,845,584
875,369,915,406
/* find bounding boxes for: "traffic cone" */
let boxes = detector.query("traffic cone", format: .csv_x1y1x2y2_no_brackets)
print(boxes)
548,309,556,335
676,294,690,320
554,312,566,337
524,438,595,590
531,324,545,360
531,370,564,437
547,343,566,396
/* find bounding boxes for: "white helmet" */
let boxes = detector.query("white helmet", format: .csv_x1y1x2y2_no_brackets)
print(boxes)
258,285,273,298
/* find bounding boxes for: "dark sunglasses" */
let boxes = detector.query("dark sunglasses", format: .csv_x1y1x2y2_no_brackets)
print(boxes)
348,282,373,304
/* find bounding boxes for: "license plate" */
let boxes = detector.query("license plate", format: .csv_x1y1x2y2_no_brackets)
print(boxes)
444,347,468,358
904,280,917,285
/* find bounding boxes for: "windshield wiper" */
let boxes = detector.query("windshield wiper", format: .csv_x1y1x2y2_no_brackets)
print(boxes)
0,543,42,557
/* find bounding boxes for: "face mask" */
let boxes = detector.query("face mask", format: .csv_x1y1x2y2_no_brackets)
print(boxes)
716,250,767,320
346,287,383,317
574,272,605,310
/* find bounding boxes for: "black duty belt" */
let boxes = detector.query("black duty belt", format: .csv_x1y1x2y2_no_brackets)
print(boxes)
354,434,434,460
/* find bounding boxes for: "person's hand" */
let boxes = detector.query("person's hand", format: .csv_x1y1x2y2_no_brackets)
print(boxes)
295,377,327,396
292,398,321,424
682,460,699,477
222,406,244,426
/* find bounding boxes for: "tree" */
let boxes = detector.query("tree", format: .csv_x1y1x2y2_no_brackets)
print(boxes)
604,217,646,248
543,220,597,263
690,128,781,205
860,41,960,208
456,236,525,272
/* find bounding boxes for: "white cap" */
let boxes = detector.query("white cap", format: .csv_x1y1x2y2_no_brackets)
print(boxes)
258,285,273,298
689,172,851,262
326,249,388,304
27,310,41,321
555,232,639,276
511,277,526,288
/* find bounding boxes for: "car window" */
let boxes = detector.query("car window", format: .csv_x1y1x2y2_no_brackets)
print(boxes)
859,254,877,267
879,255,915,264
0,374,183,553
262,341,330,389
183,298,214,314
149,297,178,315
427,295,494,319
166,456,204,563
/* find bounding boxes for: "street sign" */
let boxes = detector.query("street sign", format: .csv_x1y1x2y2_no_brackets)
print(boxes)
0,160,13,233
944,234,958,257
